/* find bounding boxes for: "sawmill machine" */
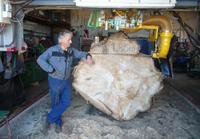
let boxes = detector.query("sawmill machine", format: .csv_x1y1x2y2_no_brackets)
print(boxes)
74,0,177,77
86,9,175,77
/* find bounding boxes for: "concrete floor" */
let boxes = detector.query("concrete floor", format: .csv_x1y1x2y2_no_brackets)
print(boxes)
0,74,200,139
0,80,48,127
167,73,200,111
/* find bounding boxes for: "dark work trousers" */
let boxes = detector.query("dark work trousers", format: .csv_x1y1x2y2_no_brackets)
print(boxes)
47,76,71,126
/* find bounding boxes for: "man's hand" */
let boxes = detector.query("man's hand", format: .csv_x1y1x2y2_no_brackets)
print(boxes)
86,55,95,65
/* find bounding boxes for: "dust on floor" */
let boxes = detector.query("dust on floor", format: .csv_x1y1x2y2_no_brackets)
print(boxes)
0,83,200,139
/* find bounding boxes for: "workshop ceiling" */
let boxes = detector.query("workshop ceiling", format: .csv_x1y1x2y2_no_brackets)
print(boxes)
25,10,71,28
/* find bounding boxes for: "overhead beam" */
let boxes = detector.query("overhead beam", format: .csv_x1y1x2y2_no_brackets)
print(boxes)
176,0,199,8
24,15,71,29
30,0,75,6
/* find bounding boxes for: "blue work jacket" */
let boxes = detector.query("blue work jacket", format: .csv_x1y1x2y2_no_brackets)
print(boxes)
37,44,88,80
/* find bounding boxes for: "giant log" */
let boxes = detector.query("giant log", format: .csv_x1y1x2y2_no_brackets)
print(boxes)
73,33,163,120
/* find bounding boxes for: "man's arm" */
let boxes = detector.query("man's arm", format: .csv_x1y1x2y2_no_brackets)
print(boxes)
37,48,55,73
71,48,94,65
71,48,89,59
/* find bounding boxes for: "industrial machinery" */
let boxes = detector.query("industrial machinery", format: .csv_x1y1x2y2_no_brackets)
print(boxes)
0,0,14,52
88,10,174,58
0,0,24,111
74,0,177,77
0,0,47,110
87,9,175,76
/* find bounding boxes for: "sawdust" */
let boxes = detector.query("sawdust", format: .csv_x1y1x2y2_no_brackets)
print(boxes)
1,84,200,139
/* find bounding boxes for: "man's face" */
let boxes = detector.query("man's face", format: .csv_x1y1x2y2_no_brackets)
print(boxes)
60,35,72,51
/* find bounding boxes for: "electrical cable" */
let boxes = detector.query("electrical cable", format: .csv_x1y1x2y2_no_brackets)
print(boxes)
10,0,27,5
0,24,6,33
13,0,33,18
11,11,25,23
171,11,200,49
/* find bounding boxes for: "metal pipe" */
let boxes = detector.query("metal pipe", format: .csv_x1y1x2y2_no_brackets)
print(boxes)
10,1,27,5
133,15,174,58
142,15,172,33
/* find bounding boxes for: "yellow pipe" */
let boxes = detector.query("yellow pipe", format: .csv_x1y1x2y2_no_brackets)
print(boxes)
133,25,159,41
153,32,173,58
122,15,174,58
142,15,172,32
141,16,174,58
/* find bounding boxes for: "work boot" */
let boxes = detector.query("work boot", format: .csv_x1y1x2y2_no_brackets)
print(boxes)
55,125,62,133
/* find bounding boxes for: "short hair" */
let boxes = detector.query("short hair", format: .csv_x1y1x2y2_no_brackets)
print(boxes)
58,30,73,43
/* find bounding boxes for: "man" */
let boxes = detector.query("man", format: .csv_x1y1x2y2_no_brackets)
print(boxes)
32,37,45,58
37,30,94,133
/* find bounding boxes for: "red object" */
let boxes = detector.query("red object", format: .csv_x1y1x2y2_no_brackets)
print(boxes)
6,47,16,52
21,47,26,51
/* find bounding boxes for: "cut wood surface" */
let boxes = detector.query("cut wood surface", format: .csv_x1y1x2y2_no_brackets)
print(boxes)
73,32,163,120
